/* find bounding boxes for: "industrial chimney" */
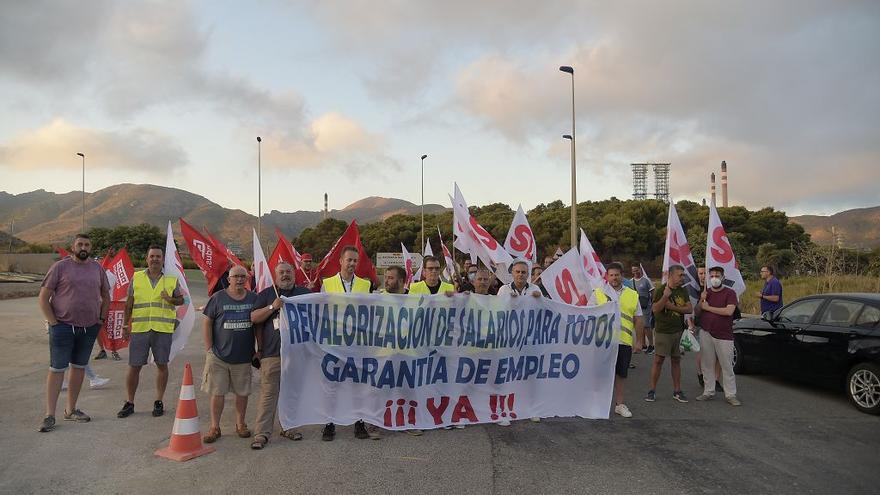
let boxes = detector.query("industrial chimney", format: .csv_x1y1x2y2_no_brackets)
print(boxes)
721,160,728,207
710,172,716,206
324,193,328,220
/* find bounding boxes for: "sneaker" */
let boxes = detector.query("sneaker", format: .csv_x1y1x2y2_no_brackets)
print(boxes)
614,404,633,418
672,391,689,403
117,401,134,418
94,350,107,360
726,395,742,406
89,376,110,389
629,363,637,369
354,420,369,439
152,400,164,417
530,417,541,423
322,423,335,441
63,408,91,422
111,351,121,361
644,390,656,402
697,374,705,388
38,415,56,432
497,419,511,427
366,425,381,440
405,429,424,436
646,346,655,355
695,393,715,401
453,424,465,429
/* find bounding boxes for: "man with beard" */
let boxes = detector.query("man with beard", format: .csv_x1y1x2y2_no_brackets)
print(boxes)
248,262,311,449
381,266,408,294
38,234,110,432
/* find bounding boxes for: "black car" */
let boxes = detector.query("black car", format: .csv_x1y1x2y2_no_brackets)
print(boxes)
733,293,880,414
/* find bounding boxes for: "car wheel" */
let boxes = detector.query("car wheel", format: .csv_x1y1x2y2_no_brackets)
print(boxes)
846,363,880,415
732,339,747,374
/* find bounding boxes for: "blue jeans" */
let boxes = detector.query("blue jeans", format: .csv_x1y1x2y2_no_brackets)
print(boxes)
49,323,100,371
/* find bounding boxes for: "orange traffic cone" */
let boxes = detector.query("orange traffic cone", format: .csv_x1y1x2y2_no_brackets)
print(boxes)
155,363,215,461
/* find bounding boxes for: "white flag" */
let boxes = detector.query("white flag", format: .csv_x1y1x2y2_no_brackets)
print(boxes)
401,242,415,288
639,263,654,290
438,227,457,282
706,202,746,296
413,238,432,282
252,229,274,293
661,202,702,306
164,221,195,363
450,183,513,283
540,248,594,306
504,205,538,264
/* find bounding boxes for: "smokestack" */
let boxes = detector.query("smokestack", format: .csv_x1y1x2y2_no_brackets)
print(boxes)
324,193,328,220
710,172,716,206
721,160,728,207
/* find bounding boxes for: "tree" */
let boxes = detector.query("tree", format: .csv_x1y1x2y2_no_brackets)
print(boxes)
87,223,164,261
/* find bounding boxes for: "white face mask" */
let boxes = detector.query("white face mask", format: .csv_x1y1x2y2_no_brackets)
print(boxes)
709,277,723,288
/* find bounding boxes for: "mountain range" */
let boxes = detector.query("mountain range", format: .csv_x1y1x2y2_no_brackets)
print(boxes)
0,184,447,249
1,184,877,250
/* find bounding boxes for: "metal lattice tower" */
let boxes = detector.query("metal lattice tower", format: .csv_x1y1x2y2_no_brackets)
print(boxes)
653,163,670,203
631,163,648,200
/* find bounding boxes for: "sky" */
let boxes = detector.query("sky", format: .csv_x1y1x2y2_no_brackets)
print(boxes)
1,0,878,217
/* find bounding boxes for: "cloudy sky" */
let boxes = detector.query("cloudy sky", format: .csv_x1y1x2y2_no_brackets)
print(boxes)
2,1,878,217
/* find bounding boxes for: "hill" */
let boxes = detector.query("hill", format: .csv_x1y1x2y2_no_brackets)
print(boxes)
790,206,880,248
0,184,448,250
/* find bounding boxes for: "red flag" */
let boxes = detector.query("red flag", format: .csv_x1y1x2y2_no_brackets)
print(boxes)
179,218,229,294
203,227,245,267
315,220,377,288
274,228,314,287
101,247,135,302
98,300,129,352
55,246,70,258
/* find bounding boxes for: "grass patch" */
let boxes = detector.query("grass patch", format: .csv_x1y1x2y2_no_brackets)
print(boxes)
740,275,880,314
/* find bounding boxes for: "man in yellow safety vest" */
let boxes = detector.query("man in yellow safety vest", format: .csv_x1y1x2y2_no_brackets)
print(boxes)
118,245,184,419
408,255,455,296
593,262,644,418
320,245,377,441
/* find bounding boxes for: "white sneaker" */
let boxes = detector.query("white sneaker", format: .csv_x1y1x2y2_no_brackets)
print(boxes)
614,404,633,418
89,377,110,389
453,424,465,429
530,417,541,423
497,419,511,427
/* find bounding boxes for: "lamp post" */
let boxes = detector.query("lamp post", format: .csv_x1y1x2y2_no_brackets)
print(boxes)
76,152,85,232
559,65,577,248
421,154,427,254
257,136,262,244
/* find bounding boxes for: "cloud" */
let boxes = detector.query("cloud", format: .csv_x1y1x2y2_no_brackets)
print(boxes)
0,119,187,171
260,112,398,172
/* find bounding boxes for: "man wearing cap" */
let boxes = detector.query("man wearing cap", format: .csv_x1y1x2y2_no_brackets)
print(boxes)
320,246,377,441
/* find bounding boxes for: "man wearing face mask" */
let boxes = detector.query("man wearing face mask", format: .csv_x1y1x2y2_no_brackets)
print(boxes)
458,263,478,293
249,262,311,449
695,267,741,406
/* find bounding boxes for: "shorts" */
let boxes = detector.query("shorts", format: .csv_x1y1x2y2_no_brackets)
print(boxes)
129,330,173,366
615,344,633,378
201,351,252,396
642,309,654,329
49,323,100,371
654,330,683,358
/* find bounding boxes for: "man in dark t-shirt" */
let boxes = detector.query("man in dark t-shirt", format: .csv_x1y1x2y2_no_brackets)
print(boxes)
757,266,783,314
249,262,310,449
201,265,259,443
696,266,741,406
646,264,693,403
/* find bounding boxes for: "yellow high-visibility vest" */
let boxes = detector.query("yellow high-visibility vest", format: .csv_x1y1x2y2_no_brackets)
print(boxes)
408,280,455,295
130,270,178,334
323,274,371,293
594,286,639,347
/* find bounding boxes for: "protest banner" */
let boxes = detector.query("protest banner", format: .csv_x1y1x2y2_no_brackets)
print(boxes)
278,292,618,430
98,300,128,352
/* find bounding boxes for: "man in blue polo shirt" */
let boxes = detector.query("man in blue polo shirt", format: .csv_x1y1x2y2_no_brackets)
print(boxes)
757,265,783,314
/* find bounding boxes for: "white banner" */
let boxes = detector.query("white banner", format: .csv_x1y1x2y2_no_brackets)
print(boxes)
278,292,618,430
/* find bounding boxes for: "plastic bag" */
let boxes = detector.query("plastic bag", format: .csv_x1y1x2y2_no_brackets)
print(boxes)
679,328,701,353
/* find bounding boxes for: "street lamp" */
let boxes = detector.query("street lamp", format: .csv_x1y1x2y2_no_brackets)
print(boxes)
257,136,262,244
559,65,577,248
76,152,85,232
421,154,428,254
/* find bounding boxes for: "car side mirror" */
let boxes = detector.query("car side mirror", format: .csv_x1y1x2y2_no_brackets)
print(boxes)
761,310,775,321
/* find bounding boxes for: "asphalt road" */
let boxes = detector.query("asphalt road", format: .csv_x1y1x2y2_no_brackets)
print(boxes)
1,272,877,494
